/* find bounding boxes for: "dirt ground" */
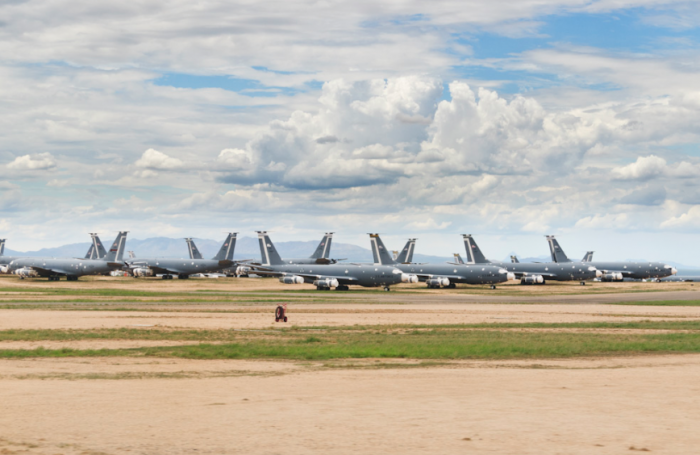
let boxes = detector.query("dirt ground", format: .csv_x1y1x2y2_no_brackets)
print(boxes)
3,281,700,454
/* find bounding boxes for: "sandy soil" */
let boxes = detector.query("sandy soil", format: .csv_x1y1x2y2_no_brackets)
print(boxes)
2,302,700,331
3,286,700,454
2,355,700,454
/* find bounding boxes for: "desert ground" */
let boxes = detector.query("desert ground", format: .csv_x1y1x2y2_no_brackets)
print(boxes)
1,275,700,454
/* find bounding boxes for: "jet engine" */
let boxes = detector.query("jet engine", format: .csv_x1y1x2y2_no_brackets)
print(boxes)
426,277,450,288
521,275,544,285
601,272,624,282
589,266,602,278
13,267,38,278
0,265,9,274
279,275,304,284
499,269,517,281
132,267,154,277
313,278,339,289
401,273,419,284
236,266,251,277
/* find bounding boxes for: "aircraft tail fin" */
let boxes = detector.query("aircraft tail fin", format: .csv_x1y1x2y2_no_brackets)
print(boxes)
462,235,489,264
0,239,5,256
582,251,594,262
213,233,237,261
546,235,571,263
369,234,396,265
84,244,95,259
511,255,520,263
185,238,204,260
90,233,107,259
103,232,128,262
396,238,416,264
257,232,283,265
310,233,333,259
453,253,464,264
128,251,136,259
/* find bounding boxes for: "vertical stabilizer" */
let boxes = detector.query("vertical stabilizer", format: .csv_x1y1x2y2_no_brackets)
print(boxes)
0,239,5,256
257,232,283,265
128,251,136,259
396,239,416,264
103,232,128,262
582,251,594,262
462,235,489,264
510,255,520,263
453,253,464,264
91,233,107,259
546,235,571,263
310,233,333,259
185,238,204,260
213,233,237,261
84,244,96,259
369,234,396,265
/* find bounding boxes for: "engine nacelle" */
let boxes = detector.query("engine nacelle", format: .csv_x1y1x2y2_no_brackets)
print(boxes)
313,278,339,288
601,272,623,282
132,267,154,277
110,270,129,277
236,266,251,276
279,275,304,285
521,275,544,284
0,265,9,274
401,273,419,284
13,267,38,278
426,277,450,288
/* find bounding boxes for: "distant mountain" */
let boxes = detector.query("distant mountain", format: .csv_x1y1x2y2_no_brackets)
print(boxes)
3,236,453,263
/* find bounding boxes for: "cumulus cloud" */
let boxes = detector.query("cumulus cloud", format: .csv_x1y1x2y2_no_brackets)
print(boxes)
612,155,667,180
134,149,184,171
6,153,56,171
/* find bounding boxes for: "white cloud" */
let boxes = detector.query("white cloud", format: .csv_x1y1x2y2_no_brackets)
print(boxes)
6,153,56,171
134,149,184,171
612,155,667,180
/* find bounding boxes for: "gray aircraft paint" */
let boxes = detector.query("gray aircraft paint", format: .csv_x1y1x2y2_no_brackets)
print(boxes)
453,253,464,264
582,251,594,262
370,234,512,287
272,233,338,265
185,238,204,260
395,238,416,264
0,239,18,267
462,234,600,283
250,232,404,289
545,236,676,280
510,255,520,263
128,233,237,278
8,232,128,279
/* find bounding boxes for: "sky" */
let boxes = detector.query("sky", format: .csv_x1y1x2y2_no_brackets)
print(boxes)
2,0,700,263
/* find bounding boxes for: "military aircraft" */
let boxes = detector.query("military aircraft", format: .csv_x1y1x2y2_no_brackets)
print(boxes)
126,233,237,279
0,239,19,273
369,234,514,289
453,253,464,264
395,238,416,264
660,274,700,282
462,234,600,285
8,232,128,281
249,231,406,291
510,255,520,263
546,236,676,281
581,251,594,263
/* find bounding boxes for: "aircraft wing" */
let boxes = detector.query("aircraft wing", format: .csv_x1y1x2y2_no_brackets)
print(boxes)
249,267,360,284
509,271,560,279
24,266,68,277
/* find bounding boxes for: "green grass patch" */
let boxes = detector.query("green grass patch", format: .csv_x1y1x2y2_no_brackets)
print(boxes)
3,331,700,360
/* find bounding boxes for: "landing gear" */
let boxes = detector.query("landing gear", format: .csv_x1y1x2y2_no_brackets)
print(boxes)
580,281,586,286
447,283,456,289
335,285,350,291
49,276,60,281
67,275,78,281
316,286,330,291
162,275,174,280
490,285,496,290
384,286,391,292
178,274,189,280
275,304,288,323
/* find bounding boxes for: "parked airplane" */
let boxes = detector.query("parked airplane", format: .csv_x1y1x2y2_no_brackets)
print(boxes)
545,236,676,281
453,253,464,264
462,234,600,285
8,232,128,281
249,231,406,291
126,233,237,279
0,239,19,273
395,238,416,264
369,234,514,289
510,255,520,263
581,251,594,263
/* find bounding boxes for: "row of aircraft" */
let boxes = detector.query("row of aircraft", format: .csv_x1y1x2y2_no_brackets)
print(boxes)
0,232,678,290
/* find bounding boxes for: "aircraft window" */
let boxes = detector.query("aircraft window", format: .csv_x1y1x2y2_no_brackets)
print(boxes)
454,269,457,273
345,270,348,274
375,268,378,271
545,267,548,271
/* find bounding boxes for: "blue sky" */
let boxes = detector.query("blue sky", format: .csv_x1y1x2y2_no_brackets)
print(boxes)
1,0,700,263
